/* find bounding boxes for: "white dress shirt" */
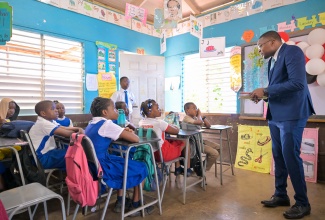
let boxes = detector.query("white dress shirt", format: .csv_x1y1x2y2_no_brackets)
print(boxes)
110,89,136,114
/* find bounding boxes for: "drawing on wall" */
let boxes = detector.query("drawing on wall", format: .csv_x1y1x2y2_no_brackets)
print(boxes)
165,76,181,91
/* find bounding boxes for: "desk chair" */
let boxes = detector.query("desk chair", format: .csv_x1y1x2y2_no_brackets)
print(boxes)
0,182,66,220
20,130,64,193
66,135,113,220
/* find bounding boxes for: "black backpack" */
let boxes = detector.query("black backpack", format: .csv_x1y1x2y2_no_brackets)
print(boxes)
4,146,46,189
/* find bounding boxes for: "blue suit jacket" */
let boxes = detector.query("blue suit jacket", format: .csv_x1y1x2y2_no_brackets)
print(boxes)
266,43,315,121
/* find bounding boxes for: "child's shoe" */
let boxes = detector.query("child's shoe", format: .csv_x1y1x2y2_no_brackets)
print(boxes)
113,198,132,213
174,166,184,176
186,168,194,177
128,204,155,217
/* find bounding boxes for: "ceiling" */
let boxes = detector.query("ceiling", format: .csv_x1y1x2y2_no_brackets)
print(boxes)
93,0,238,23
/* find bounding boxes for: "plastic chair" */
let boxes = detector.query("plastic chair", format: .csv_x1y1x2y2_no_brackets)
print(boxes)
66,135,113,220
0,182,66,220
20,130,64,192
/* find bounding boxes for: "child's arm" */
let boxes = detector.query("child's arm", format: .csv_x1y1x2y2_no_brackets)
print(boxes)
119,127,139,143
202,117,211,128
54,126,84,138
165,124,179,135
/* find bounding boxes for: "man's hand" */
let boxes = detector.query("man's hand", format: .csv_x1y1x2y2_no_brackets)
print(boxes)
250,88,264,104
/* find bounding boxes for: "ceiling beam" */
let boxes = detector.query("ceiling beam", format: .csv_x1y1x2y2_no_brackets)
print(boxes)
183,0,201,15
131,0,148,7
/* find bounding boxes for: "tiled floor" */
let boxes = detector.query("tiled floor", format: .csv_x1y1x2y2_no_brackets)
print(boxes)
13,166,325,220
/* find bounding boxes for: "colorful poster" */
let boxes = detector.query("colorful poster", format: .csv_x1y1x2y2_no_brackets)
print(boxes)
164,0,182,22
125,3,147,25
270,128,319,183
92,5,108,21
96,41,118,98
160,32,166,54
0,2,12,45
107,11,131,29
78,0,94,17
86,73,98,91
97,72,117,98
229,3,247,20
216,8,231,24
200,37,225,58
235,125,272,173
131,19,144,33
190,15,202,39
246,0,264,16
230,46,242,92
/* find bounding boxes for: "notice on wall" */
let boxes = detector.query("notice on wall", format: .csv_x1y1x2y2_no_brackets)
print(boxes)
270,128,319,183
230,46,242,92
235,125,272,173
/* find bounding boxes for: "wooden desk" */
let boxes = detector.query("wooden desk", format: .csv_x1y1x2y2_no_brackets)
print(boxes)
111,137,162,219
0,137,28,186
166,129,206,204
202,125,234,185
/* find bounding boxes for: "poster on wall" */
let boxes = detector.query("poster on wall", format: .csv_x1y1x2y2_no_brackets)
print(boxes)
164,0,182,22
0,2,12,45
190,15,202,39
125,3,148,25
270,128,319,183
235,125,272,174
96,41,118,98
199,37,225,58
160,32,166,54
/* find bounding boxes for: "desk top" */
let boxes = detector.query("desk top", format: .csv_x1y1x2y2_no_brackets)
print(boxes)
178,129,202,136
0,137,27,147
203,125,232,130
113,137,160,147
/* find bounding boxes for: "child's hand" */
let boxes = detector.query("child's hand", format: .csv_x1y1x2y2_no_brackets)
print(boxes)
78,128,85,134
124,127,134,133
197,108,202,117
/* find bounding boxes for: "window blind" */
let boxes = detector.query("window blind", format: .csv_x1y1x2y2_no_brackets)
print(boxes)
182,47,237,113
0,29,84,115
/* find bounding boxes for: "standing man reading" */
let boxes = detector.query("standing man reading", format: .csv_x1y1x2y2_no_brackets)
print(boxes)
250,31,315,219
111,76,137,120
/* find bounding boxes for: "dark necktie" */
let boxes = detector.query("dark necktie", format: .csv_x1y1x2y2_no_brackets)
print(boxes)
124,90,129,107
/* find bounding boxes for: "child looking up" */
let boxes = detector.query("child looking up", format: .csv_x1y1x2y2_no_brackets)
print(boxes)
139,99,193,177
29,100,84,170
183,102,220,171
53,100,73,127
115,101,135,130
85,97,154,216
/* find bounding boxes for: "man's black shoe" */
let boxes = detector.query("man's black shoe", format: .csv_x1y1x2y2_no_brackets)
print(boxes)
283,204,311,219
261,196,290,207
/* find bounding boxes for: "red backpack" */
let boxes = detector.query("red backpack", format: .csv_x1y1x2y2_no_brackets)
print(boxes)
65,133,101,207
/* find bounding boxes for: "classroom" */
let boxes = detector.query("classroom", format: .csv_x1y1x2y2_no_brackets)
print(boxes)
0,0,325,219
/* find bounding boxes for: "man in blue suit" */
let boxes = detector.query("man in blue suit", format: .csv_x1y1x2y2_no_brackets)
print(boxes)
250,31,315,219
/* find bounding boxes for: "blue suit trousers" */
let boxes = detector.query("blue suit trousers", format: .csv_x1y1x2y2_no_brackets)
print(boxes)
268,117,309,206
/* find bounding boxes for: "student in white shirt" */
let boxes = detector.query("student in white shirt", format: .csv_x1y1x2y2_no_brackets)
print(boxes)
110,76,137,116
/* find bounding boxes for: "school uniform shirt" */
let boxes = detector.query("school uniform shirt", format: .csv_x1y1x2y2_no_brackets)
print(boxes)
138,118,169,148
29,116,60,155
110,89,136,114
56,116,73,127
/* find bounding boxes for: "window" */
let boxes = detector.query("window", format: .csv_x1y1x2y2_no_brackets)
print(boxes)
0,29,84,115
182,47,237,113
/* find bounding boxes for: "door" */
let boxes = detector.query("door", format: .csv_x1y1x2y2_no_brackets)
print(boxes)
119,52,165,125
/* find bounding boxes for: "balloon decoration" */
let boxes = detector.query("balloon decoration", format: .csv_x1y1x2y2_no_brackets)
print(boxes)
284,28,325,86
278,32,289,42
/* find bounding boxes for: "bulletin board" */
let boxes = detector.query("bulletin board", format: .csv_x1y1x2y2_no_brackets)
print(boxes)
240,27,325,121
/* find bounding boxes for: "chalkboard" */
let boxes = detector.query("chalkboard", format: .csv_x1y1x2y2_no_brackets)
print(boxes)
241,27,325,120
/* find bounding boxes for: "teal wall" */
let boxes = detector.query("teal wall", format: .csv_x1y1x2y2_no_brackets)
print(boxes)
8,0,161,113
164,0,325,112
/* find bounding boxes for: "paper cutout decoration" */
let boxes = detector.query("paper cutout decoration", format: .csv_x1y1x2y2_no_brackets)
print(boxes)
230,3,247,20
0,2,12,45
164,0,182,21
125,3,147,25
190,15,202,39
246,0,264,16
242,30,255,43
200,37,225,58
230,46,242,92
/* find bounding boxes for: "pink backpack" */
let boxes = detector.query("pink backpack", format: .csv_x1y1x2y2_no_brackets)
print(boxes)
65,133,101,207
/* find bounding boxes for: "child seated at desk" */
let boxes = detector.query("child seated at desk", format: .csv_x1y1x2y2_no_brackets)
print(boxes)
29,100,84,170
85,97,154,216
115,101,136,130
138,99,193,177
183,102,220,171
53,100,73,127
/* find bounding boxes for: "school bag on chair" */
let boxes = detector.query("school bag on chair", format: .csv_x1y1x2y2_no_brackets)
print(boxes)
65,133,101,207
